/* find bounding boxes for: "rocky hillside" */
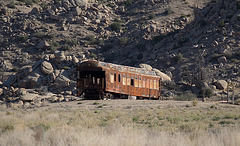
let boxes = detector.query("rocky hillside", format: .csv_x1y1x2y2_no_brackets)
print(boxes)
0,0,240,105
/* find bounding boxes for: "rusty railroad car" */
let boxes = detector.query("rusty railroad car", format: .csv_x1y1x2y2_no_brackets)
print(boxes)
76,60,161,99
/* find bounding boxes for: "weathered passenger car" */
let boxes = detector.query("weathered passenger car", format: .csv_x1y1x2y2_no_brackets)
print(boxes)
76,60,161,99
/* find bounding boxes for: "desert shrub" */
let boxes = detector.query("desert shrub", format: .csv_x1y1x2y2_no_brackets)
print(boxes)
93,102,100,105
211,53,222,61
53,0,60,4
40,2,48,10
136,43,145,51
218,20,225,27
1,124,14,133
50,42,59,53
7,2,16,8
118,37,128,45
200,19,207,27
125,0,132,6
110,22,122,31
61,44,71,50
237,1,240,9
97,105,103,108
149,13,156,19
173,53,183,62
32,32,45,38
224,51,232,59
62,66,70,70
202,88,213,98
89,53,97,58
63,38,78,46
85,35,97,44
174,93,197,101
192,100,198,106
164,7,174,15
151,35,164,44
17,35,29,42
178,37,189,47
180,13,190,18
12,66,19,72
101,44,112,52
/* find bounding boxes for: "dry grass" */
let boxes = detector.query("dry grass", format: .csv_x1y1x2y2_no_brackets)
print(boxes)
0,100,240,146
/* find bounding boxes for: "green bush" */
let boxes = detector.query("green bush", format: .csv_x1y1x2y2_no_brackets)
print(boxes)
174,93,197,101
200,19,207,27
40,2,48,10
110,22,122,31
202,88,213,98
149,13,156,19
173,53,183,62
85,35,97,45
164,7,174,15
218,20,225,28
61,44,71,50
12,66,19,72
7,2,16,8
151,35,164,45
17,35,29,42
178,37,189,47
118,37,128,45
125,0,133,6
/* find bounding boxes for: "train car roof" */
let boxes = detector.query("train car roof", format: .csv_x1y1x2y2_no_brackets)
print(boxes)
78,60,160,78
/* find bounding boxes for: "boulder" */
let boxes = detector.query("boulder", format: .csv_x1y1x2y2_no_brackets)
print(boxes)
54,51,66,62
0,60,13,71
72,55,79,65
41,61,53,75
18,73,42,88
73,6,82,16
62,0,88,9
37,40,50,49
20,93,38,101
3,74,17,87
0,88,3,96
214,80,228,90
152,68,171,82
54,74,70,88
217,56,227,64
139,63,152,71
29,7,39,14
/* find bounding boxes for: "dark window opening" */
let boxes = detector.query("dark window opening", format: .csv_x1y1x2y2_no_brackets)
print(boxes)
114,73,116,82
118,74,121,82
131,79,134,86
80,71,105,78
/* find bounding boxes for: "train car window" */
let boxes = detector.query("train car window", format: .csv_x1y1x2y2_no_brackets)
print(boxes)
134,76,138,87
114,73,116,82
139,76,142,88
97,78,100,84
142,78,145,88
110,73,114,83
131,78,134,86
154,80,157,89
93,77,95,84
127,75,131,85
146,79,149,88
118,74,121,82
123,75,126,85
150,80,153,89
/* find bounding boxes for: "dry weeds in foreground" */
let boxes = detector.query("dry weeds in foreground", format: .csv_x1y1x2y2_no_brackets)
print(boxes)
0,126,240,146
0,100,240,146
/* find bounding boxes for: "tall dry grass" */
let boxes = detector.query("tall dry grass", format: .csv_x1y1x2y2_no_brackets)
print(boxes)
0,101,240,146
0,125,240,146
